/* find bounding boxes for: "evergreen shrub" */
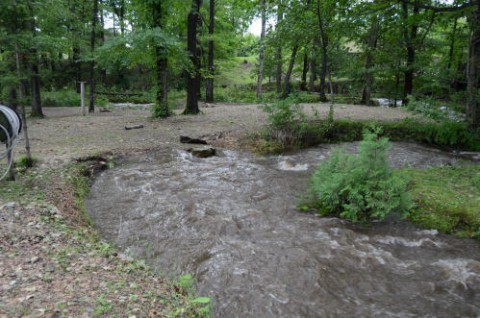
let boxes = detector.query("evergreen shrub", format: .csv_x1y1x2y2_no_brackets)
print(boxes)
309,129,412,222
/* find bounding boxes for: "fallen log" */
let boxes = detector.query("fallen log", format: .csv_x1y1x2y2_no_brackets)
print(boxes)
125,124,144,130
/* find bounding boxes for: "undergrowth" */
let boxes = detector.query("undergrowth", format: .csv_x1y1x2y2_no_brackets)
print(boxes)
42,89,109,107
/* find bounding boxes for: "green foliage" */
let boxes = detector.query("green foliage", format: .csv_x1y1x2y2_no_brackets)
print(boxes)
215,87,258,103
215,56,256,89
404,95,464,121
178,274,195,290
403,165,480,238
94,294,114,316
310,118,480,151
41,90,110,108
382,119,480,150
170,274,211,317
152,101,172,118
15,155,38,170
260,96,324,150
263,97,306,130
42,90,81,107
308,129,412,222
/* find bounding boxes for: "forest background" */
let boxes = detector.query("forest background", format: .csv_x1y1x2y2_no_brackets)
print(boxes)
0,0,479,129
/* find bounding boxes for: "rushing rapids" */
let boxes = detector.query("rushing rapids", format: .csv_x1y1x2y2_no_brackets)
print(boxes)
87,143,480,317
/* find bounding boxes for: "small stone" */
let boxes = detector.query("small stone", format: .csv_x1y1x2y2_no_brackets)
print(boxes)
1,202,17,212
30,256,41,264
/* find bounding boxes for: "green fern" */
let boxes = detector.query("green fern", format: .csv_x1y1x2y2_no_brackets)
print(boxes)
309,129,412,222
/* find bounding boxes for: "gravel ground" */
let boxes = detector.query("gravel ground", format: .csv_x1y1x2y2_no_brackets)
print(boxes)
19,103,415,167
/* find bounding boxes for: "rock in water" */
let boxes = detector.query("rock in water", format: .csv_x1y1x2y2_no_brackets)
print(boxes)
188,147,216,158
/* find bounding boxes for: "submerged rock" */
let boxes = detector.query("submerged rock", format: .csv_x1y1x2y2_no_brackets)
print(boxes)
187,146,216,158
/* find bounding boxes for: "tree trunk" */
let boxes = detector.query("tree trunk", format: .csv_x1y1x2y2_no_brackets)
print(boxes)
282,44,299,98
89,0,99,113
205,0,215,103
316,0,329,102
152,1,169,117
402,2,419,105
466,1,480,129
256,0,267,99
184,0,202,114
30,57,43,118
309,38,319,92
447,17,458,71
361,15,379,106
99,0,107,85
300,52,309,91
69,3,82,92
319,43,328,102
15,50,26,100
8,89,18,111
275,0,283,95
26,0,43,118
119,0,126,35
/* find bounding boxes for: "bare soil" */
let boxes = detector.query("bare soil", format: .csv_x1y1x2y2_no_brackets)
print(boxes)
0,102,414,317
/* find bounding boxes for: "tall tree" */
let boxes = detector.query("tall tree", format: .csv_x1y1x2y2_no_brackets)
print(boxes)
401,1,420,104
256,0,267,98
396,0,479,127
205,0,215,103
275,0,284,94
282,42,299,98
27,0,43,118
316,0,333,102
151,0,170,117
89,0,99,113
360,15,380,106
184,0,202,114
466,0,480,128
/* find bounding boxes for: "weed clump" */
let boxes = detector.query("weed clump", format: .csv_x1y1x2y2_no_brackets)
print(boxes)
307,129,412,222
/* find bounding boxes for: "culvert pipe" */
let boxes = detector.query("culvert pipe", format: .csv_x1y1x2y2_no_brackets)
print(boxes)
0,105,22,180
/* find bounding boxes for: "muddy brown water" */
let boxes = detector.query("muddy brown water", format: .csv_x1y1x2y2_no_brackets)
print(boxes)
87,143,480,318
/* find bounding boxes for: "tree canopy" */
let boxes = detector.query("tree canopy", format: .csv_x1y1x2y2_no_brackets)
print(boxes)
0,0,478,127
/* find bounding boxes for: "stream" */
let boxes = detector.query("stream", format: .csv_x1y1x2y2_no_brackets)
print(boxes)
86,142,480,317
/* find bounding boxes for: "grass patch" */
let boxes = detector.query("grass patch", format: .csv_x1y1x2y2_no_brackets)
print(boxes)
0,169,47,203
403,165,480,238
216,56,257,88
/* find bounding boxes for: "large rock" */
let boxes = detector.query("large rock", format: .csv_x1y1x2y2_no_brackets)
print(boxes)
180,135,208,145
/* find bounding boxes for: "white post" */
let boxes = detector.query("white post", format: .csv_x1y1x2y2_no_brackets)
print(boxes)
80,82,86,116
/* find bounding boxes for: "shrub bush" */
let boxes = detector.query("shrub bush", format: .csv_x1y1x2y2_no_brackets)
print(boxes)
42,89,80,107
308,129,412,222
261,97,322,148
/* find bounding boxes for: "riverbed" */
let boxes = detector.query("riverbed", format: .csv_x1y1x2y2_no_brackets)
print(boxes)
87,143,480,317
